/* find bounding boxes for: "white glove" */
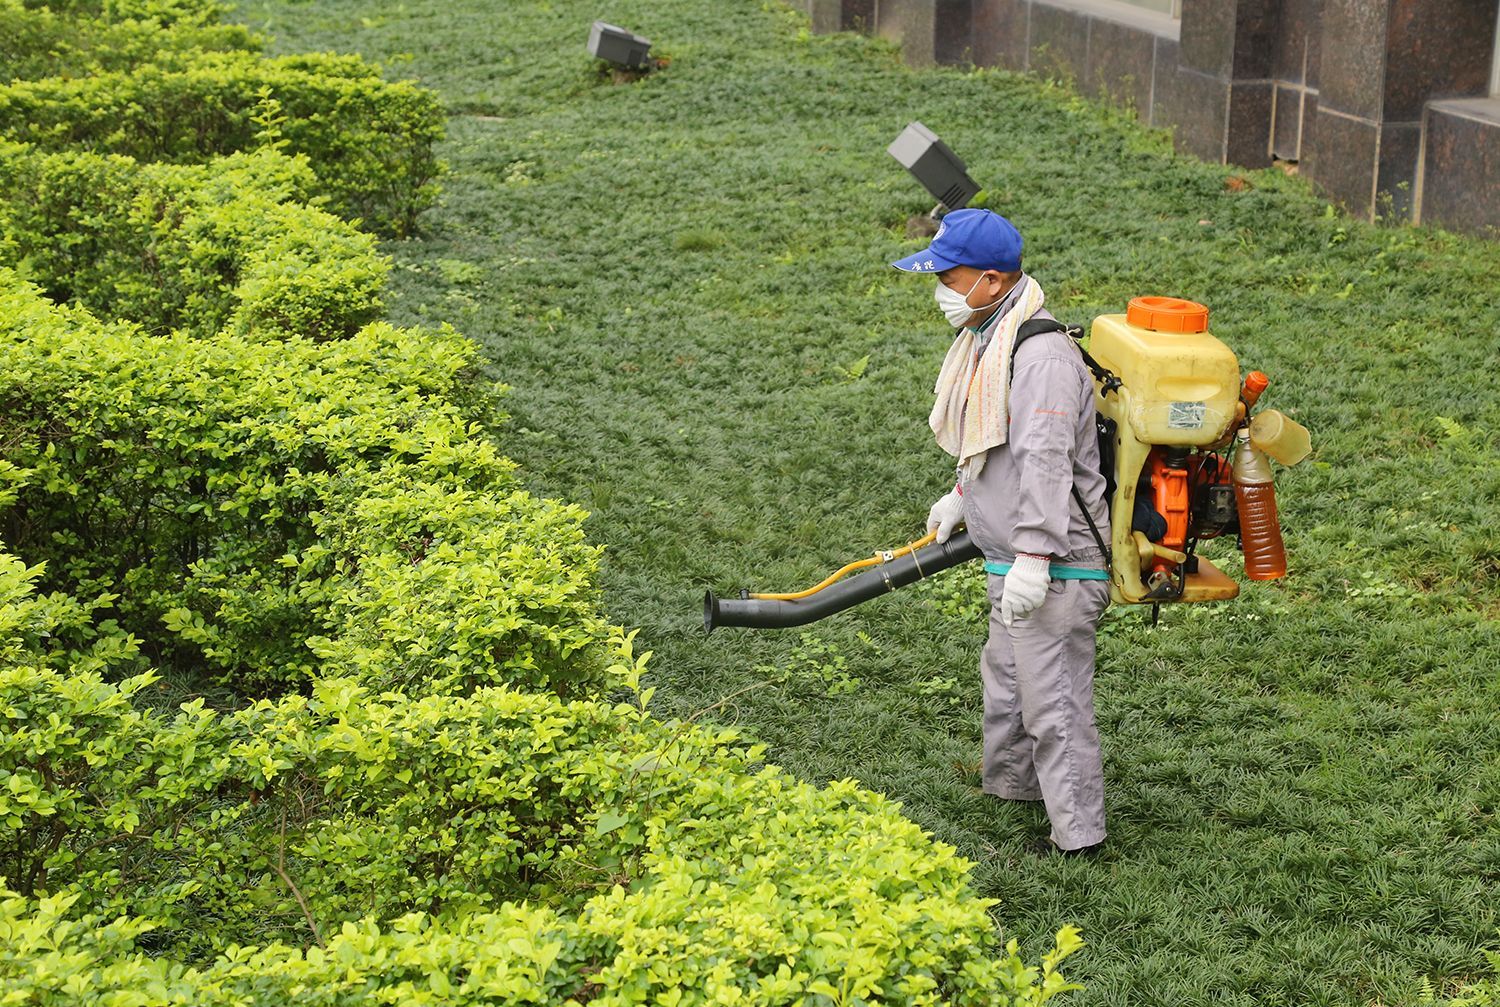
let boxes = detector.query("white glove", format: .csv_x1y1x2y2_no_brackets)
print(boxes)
1000,554,1051,627
925,488,964,543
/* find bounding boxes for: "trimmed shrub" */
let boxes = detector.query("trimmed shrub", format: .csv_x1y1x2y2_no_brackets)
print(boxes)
0,490,145,680
0,50,444,234
159,669,721,948
0,11,1083,997
0,273,614,695
0,635,1082,1002
0,894,589,1005
0,890,1085,1005
0,143,387,337
0,646,671,951
306,479,610,696
0,663,226,902
0,0,261,82
17,0,227,27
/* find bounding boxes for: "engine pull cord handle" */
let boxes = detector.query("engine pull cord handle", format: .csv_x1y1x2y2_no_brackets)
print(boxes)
749,530,940,601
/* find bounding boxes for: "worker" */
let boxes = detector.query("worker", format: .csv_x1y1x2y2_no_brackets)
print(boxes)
892,208,1111,856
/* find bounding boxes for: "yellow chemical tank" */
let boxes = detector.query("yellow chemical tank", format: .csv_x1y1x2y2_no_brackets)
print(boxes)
1087,297,1242,605
1089,297,1241,446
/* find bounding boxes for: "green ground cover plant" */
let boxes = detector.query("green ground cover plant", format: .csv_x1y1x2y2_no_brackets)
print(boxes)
1433,945,1500,1006
0,49,442,233
230,0,1500,1002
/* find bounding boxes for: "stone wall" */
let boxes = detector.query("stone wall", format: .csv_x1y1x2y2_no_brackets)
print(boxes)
801,0,1500,237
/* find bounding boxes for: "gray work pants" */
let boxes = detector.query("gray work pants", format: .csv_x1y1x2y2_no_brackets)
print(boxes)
981,571,1110,850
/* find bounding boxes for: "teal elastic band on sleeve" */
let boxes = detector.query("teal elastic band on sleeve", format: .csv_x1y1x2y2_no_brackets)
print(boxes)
984,560,1110,581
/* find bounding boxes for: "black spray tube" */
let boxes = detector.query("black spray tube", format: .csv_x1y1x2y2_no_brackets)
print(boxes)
704,530,983,632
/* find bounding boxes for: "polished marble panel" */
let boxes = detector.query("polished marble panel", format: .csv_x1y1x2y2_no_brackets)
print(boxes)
1028,2,1091,83
1420,100,1500,236
1085,15,1156,115
972,0,1030,67
1306,107,1378,216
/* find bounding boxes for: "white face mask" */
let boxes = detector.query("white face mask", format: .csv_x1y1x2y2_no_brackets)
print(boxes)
934,272,1002,329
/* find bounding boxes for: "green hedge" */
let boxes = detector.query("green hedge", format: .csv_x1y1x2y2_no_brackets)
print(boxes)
0,8,1083,997
18,0,227,27
0,893,1083,1006
0,272,610,694
0,275,1081,1004
0,49,444,234
0,635,672,951
0,0,260,82
0,635,1082,1003
0,144,387,337
306,477,612,696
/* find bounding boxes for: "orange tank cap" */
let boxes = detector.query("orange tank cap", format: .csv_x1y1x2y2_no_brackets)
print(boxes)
1126,296,1210,333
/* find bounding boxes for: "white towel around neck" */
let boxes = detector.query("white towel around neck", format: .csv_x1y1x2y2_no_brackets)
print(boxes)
928,274,1046,481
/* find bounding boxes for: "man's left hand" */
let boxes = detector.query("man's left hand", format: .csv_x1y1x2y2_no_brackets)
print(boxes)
1000,554,1051,626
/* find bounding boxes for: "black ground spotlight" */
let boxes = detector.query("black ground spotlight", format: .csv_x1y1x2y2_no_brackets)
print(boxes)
887,121,981,215
588,20,652,70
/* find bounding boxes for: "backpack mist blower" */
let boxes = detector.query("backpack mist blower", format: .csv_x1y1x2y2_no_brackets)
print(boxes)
704,296,1312,632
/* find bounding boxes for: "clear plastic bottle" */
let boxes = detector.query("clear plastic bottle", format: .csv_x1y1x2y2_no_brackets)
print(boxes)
1249,409,1312,466
1233,427,1287,580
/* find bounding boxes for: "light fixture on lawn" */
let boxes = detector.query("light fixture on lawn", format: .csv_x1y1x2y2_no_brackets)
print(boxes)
588,20,652,69
887,121,981,216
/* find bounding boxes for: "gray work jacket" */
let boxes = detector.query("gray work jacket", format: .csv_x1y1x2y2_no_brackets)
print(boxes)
957,297,1111,568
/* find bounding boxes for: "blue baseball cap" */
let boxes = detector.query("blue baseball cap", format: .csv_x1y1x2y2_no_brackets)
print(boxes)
890,208,1023,274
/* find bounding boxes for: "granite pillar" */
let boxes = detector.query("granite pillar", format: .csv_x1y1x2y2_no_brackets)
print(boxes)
1148,36,1180,129
797,0,1500,232
874,0,975,67
1310,0,1498,220
804,0,843,33
1027,2,1090,82
971,0,1029,70
1268,0,1320,160
844,0,876,30
1170,0,1277,167
1418,99,1500,236
1157,66,1230,161
798,0,876,33
1084,17,1156,117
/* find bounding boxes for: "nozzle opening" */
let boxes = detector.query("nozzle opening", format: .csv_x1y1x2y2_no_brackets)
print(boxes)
703,590,718,634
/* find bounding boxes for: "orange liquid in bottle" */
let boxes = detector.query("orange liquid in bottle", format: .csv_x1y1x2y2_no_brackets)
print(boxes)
1235,481,1287,579
1234,427,1287,580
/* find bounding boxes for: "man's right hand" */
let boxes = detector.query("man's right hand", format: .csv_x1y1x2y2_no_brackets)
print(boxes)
926,488,965,543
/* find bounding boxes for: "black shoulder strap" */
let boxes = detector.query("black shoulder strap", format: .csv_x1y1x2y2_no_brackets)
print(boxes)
1010,318,1075,361
1010,317,1123,398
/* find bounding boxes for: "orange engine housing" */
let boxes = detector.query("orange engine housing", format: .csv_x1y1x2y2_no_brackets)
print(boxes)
1146,449,1234,577
1147,450,1189,578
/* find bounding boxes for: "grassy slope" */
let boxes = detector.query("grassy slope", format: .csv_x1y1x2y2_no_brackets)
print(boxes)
239,1,1500,1002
